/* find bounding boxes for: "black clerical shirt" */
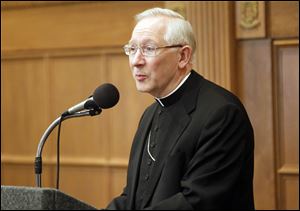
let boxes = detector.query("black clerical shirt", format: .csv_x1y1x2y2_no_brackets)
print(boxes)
134,72,191,210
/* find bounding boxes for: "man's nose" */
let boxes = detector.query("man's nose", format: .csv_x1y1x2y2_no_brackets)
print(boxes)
131,48,146,67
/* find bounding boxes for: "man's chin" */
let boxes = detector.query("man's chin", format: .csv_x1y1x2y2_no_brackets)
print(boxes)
135,84,150,93
136,87,148,93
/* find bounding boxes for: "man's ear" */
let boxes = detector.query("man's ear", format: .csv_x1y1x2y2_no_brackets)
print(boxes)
178,46,192,69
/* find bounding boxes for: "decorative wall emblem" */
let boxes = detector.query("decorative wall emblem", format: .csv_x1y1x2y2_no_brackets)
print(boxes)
236,1,266,39
240,1,260,29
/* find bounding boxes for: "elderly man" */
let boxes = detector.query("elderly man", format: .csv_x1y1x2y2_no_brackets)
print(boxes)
107,7,254,210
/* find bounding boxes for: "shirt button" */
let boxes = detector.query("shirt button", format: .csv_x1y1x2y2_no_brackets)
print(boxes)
144,174,149,181
147,159,152,165
154,126,159,131
150,142,156,148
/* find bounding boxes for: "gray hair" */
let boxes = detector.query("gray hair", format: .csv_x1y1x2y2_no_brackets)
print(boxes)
135,7,196,58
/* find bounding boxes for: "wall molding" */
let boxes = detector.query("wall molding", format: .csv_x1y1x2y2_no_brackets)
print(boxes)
278,165,299,175
1,1,98,10
1,155,128,168
1,46,124,59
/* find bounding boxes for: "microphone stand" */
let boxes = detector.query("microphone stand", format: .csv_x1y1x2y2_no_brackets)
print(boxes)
34,109,101,187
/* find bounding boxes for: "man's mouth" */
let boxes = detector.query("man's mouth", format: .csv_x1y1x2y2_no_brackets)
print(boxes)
135,74,147,81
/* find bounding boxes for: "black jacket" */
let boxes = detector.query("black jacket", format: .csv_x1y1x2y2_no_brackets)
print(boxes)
107,70,255,210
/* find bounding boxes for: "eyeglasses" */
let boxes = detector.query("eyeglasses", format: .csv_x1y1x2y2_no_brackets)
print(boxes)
123,44,183,57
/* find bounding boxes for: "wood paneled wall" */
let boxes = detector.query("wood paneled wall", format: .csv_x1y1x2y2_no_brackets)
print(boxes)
186,1,235,91
235,1,299,210
237,39,276,209
0,46,155,209
1,1,299,210
1,2,158,50
1,1,162,208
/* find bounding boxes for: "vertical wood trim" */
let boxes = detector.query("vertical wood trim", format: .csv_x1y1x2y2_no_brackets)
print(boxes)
272,40,299,210
186,2,235,91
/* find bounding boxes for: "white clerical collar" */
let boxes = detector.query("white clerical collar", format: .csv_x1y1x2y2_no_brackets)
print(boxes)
155,72,191,107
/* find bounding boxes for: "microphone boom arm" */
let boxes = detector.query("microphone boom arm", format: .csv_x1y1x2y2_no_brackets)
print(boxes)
35,110,100,187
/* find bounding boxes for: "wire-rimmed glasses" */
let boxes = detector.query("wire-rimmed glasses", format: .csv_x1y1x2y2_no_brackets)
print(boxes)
123,44,183,57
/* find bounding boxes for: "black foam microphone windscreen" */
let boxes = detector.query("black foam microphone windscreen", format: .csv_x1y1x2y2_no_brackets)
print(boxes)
93,83,120,109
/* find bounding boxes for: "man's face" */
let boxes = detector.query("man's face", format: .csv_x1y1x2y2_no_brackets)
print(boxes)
128,17,181,98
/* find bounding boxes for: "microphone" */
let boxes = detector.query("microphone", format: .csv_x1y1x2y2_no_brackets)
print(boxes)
65,97,95,115
35,83,120,188
65,83,120,115
93,83,120,109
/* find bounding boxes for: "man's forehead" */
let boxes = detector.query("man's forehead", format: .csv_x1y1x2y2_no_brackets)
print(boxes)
129,32,165,45
130,17,167,43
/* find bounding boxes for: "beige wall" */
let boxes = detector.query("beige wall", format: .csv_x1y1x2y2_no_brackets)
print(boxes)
1,2,162,208
1,1,299,209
